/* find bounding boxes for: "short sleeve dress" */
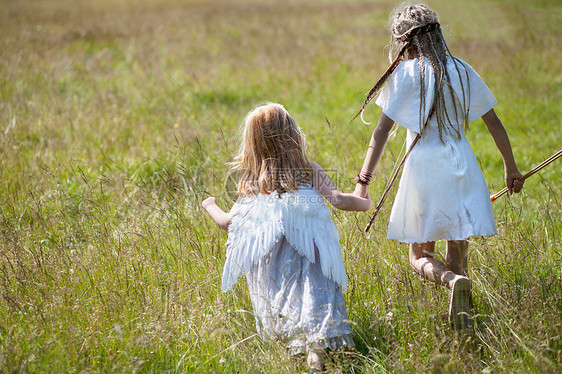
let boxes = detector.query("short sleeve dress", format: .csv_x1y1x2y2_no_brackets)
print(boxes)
375,57,498,243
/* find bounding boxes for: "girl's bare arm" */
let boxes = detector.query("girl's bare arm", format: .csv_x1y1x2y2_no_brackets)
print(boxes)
481,109,524,194
202,197,233,231
353,113,395,198
310,161,372,211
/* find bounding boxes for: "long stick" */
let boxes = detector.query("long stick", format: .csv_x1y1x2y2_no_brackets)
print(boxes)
490,148,562,202
365,134,420,232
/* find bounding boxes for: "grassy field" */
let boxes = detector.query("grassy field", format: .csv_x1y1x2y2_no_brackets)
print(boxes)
1,0,561,372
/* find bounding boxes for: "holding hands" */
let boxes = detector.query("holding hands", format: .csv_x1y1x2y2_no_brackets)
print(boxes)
353,183,369,199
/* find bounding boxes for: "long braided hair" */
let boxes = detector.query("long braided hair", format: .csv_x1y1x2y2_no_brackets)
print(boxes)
353,4,470,142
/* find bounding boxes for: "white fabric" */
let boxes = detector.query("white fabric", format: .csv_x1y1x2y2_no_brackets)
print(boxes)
375,57,498,243
375,57,497,133
222,184,346,291
246,237,354,354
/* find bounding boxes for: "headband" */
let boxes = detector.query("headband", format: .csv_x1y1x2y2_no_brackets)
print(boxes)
395,22,440,42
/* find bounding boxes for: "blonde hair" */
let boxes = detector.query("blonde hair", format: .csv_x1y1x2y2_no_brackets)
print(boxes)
231,103,312,196
354,3,470,141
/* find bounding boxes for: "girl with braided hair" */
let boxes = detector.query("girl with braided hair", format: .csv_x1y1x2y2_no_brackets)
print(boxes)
352,4,524,330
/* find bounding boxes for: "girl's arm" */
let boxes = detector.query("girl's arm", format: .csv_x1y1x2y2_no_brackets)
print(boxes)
310,161,372,211
481,109,524,195
353,113,395,198
202,197,233,231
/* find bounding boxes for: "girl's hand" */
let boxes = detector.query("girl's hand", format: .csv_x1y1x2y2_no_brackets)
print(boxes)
353,183,369,199
361,190,372,211
505,170,524,195
201,196,233,231
202,196,217,210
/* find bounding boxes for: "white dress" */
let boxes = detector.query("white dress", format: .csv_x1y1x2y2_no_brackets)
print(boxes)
375,57,498,243
222,184,354,353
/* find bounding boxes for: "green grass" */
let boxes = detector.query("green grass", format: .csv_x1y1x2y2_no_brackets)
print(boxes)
1,0,561,372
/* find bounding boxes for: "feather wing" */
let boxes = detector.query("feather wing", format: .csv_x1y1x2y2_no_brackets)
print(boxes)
221,187,347,291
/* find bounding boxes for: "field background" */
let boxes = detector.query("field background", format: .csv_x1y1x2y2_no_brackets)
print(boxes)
1,0,561,372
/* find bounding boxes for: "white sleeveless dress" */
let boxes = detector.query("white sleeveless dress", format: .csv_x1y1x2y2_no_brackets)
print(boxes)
222,184,354,353
375,57,498,243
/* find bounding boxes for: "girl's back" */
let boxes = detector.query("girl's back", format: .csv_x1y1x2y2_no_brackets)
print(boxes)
376,56,497,138
379,55,500,243
222,182,346,292
203,102,371,370
352,2,524,331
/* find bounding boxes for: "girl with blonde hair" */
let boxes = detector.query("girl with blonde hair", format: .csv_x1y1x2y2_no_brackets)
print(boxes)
202,103,371,372
352,4,524,329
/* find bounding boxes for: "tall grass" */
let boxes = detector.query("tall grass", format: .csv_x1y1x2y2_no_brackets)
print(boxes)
1,0,560,372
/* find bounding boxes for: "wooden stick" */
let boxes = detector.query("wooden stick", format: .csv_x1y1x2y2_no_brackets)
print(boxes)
490,148,562,202
365,134,421,232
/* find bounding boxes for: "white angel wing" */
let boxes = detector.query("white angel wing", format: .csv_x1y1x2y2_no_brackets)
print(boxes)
221,186,347,291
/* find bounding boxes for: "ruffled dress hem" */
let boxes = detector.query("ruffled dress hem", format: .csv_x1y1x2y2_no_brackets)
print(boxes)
288,333,355,355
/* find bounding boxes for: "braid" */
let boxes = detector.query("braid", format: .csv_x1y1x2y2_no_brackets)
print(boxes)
426,31,460,139
435,28,459,124
354,4,472,142
414,38,426,134
445,35,471,132
351,7,441,124
350,42,409,124
423,34,442,136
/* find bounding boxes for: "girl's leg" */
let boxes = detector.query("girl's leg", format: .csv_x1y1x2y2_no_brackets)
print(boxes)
409,242,461,289
410,241,472,330
306,344,324,372
445,240,471,330
445,240,469,276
